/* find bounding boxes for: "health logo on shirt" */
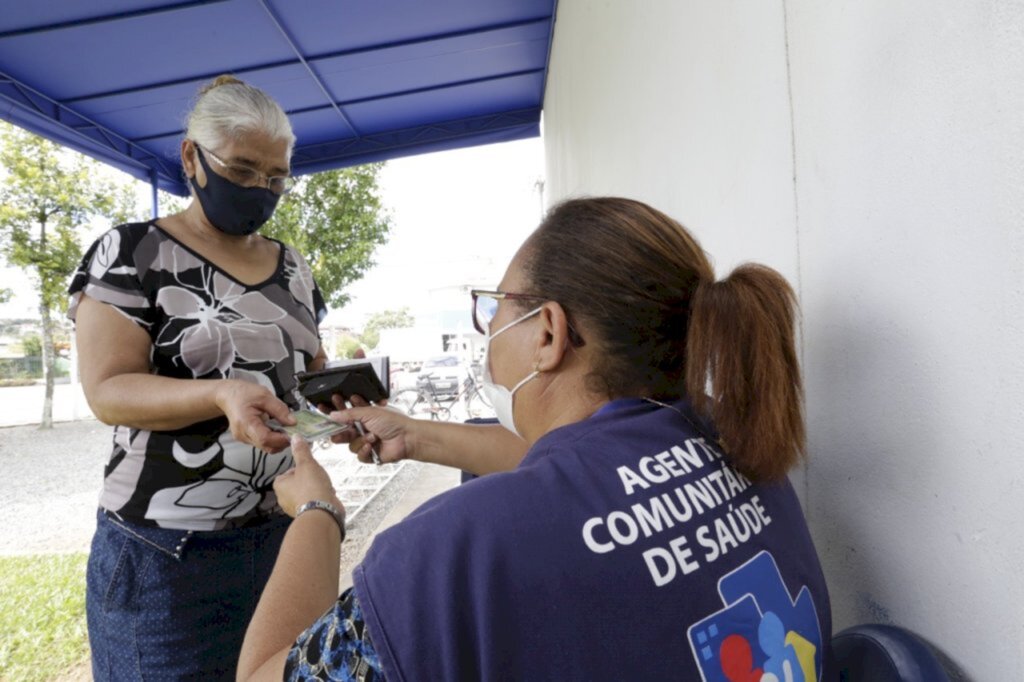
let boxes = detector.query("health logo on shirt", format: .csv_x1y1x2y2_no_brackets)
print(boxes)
687,551,822,682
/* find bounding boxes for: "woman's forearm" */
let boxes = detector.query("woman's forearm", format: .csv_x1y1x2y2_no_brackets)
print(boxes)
237,509,342,681
410,421,529,475
88,346,327,433
87,373,228,431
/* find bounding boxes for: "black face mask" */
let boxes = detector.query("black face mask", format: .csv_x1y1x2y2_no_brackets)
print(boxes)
190,146,280,236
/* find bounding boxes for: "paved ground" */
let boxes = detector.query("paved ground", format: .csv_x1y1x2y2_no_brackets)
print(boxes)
0,419,110,554
0,381,94,428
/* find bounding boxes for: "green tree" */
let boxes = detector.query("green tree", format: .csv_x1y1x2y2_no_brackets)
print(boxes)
20,334,42,358
262,164,391,309
334,336,365,359
0,287,11,304
0,122,136,428
360,307,414,350
157,191,188,216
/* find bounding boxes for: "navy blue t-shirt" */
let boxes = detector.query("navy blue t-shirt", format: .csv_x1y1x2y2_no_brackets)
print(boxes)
354,399,834,681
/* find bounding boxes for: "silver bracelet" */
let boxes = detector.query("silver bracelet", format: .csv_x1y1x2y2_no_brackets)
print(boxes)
294,499,346,538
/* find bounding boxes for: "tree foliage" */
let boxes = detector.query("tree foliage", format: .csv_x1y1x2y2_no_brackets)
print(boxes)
360,307,414,349
334,335,364,359
262,164,390,309
20,334,42,358
0,122,137,427
0,123,136,314
158,191,188,216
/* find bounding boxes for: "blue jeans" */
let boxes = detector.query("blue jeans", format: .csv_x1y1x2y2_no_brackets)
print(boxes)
86,509,291,681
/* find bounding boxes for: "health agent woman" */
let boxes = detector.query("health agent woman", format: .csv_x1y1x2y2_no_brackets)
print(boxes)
69,75,327,680
238,197,837,681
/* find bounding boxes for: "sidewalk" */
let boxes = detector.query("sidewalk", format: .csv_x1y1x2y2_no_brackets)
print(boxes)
0,381,93,427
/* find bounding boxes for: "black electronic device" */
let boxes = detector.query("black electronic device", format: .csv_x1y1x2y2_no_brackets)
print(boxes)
294,361,389,407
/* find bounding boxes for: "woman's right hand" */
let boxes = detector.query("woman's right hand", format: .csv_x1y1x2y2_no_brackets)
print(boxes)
273,435,344,517
328,402,416,465
214,379,294,453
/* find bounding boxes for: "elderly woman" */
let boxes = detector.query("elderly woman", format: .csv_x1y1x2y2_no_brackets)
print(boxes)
239,198,835,681
70,75,327,680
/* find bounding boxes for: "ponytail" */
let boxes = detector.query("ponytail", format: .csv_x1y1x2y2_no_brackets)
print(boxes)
523,198,805,480
685,264,804,482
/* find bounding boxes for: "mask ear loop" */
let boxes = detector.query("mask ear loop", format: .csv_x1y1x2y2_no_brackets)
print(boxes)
490,306,543,339
509,368,540,395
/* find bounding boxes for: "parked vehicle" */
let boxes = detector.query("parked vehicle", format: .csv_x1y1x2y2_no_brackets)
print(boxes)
388,365,418,393
416,355,469,399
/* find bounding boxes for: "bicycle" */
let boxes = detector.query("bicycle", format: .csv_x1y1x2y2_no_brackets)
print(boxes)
458,372,492,419
391,372,492,421
391,375,451,421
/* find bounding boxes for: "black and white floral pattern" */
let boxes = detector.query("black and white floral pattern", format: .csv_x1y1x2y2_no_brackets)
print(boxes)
69,221,327,530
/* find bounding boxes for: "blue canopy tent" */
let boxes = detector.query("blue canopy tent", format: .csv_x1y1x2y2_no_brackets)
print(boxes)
0,0,556,215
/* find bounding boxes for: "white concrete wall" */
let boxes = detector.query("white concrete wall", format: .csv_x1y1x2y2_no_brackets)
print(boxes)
543,0,800,284
542,1,1024,679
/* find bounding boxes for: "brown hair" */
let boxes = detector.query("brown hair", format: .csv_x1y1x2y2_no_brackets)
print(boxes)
198,73,244,96
521,197,804,482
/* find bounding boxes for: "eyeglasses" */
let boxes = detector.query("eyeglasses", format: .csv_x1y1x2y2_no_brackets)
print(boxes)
194,143,296,196
470,289,586,346
471,289,544,335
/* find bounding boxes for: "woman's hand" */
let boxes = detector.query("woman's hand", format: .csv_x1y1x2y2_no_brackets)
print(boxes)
214,379,294,453
328,400,416,465
327,395,528,474
273,435,344,516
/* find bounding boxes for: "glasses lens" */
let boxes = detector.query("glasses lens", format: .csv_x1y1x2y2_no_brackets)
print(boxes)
225,165,260,187
475,294,499,333
270,176,296,195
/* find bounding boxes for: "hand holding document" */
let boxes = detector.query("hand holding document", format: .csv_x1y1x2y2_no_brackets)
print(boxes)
267,409,350,440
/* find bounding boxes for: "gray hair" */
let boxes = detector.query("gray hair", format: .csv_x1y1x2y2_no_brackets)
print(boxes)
184,74,295,153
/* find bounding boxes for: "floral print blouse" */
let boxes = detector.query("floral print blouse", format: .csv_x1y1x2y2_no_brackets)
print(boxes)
286,588,385,682
68,221,327,530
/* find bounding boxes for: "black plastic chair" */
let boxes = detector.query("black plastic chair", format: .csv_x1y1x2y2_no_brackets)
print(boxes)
460,417,499,484
834,624,950,682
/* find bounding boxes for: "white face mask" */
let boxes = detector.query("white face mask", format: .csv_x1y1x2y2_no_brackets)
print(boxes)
481,306,542,437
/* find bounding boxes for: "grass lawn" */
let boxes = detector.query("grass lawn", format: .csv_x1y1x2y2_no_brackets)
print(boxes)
0,553,89,682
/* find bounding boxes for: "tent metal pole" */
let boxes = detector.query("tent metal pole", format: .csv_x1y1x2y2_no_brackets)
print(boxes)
150,170,159,219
